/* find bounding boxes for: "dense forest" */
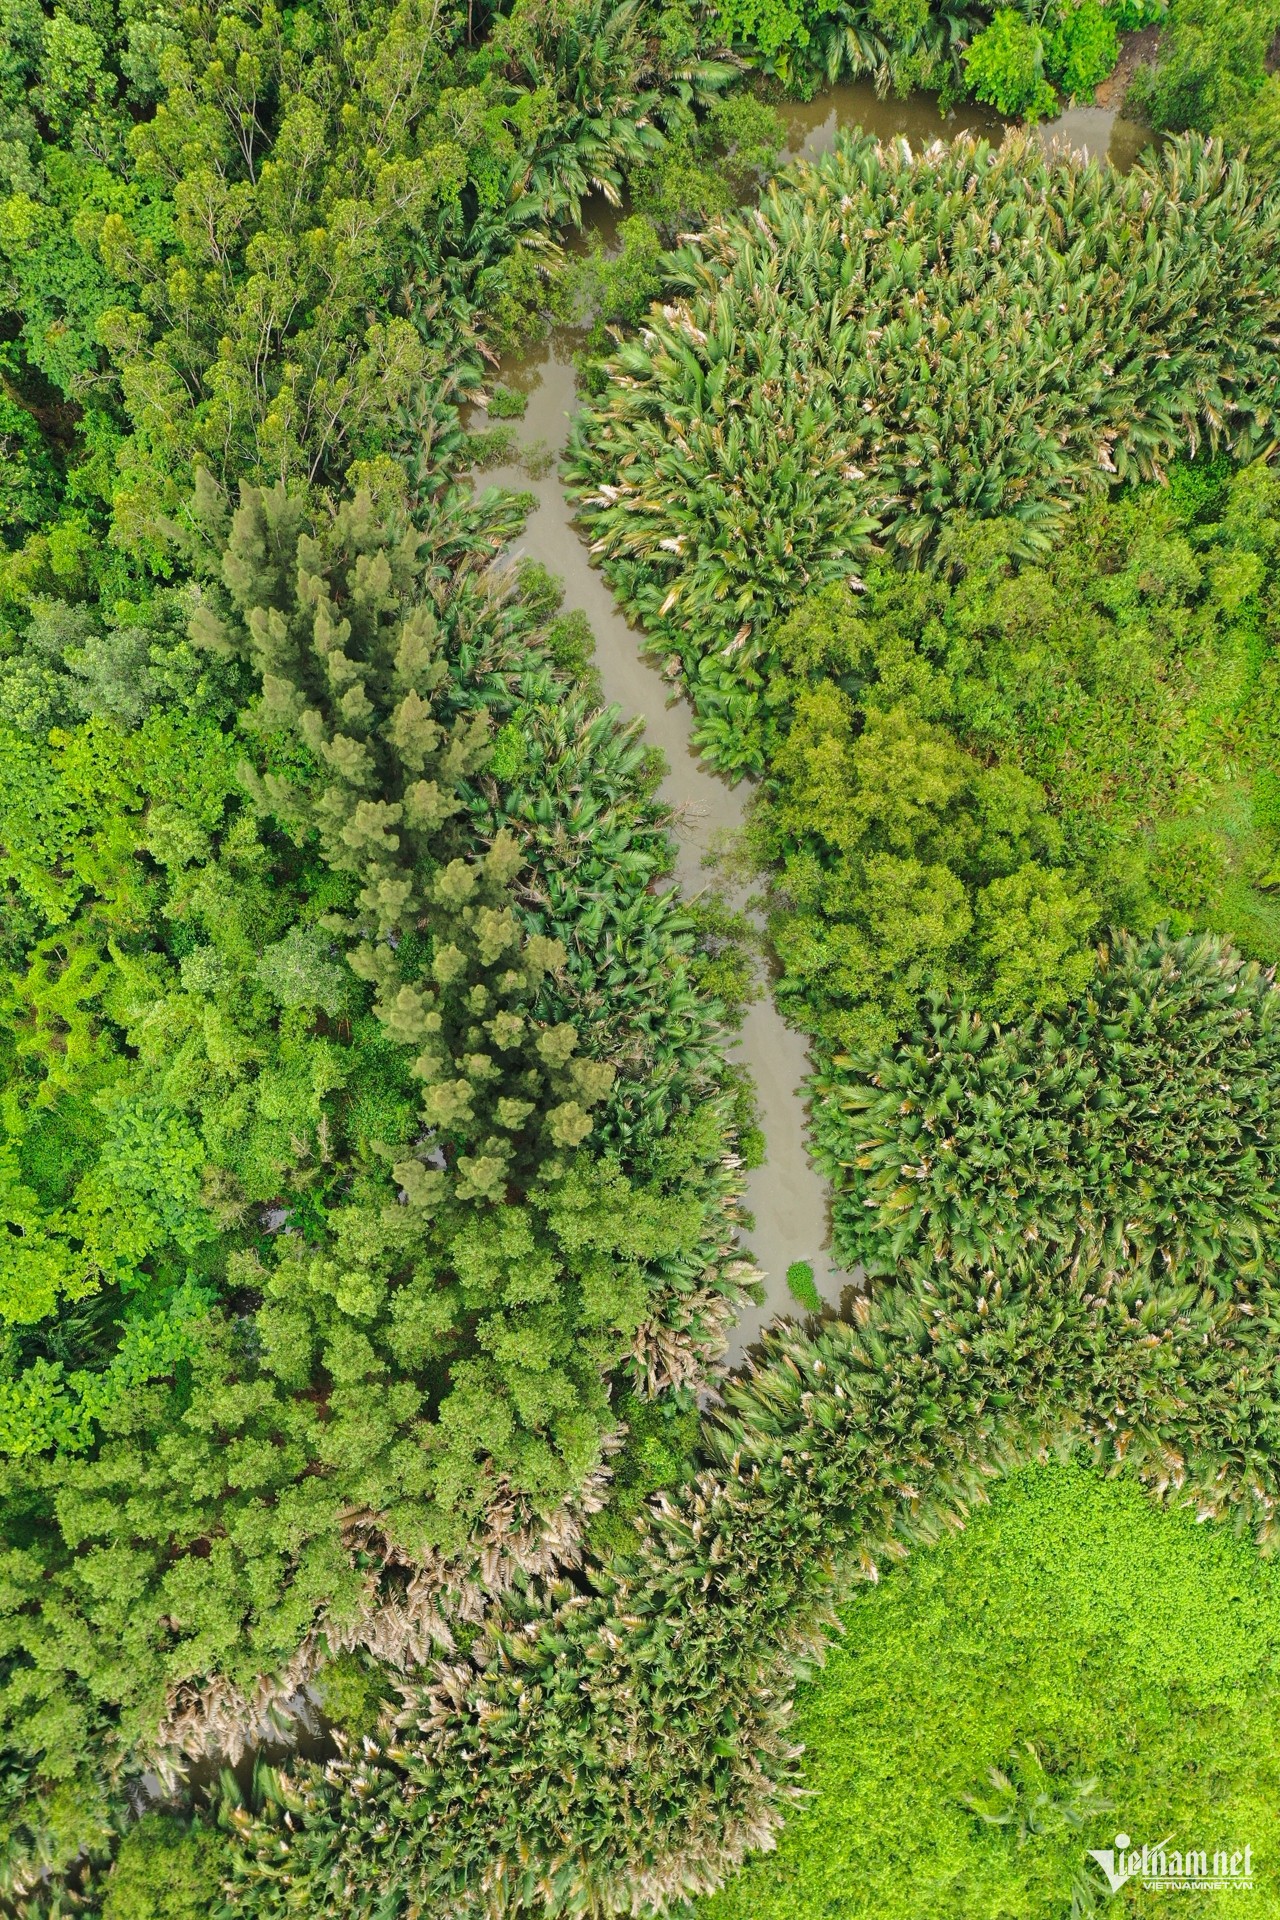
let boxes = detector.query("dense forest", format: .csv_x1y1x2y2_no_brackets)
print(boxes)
2,0,1279,1910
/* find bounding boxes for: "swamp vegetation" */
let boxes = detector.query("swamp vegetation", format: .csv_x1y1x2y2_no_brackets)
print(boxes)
1,0,1279,1910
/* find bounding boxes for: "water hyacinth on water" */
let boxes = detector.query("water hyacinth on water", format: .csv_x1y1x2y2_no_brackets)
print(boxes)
566,130,1280,773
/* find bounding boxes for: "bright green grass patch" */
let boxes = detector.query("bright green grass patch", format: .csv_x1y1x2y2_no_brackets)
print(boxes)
785,1260,821,1313
699,1462,1280,1920
1184,775,1280,964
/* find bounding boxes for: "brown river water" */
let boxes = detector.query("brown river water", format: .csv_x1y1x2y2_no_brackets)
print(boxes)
778,75,1148,169
474,79,1151,1362
476,353,853,1362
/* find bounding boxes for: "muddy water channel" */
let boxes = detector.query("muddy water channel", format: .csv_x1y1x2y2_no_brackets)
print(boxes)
476,80,1150,1362
777,74,1148,167
477,356,850,1361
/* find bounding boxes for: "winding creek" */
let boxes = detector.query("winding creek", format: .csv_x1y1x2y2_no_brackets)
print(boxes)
477,357,851,1361
474,79,1148,1361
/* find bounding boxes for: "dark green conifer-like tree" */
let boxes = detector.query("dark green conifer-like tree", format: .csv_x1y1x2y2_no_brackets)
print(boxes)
191,478,615,1206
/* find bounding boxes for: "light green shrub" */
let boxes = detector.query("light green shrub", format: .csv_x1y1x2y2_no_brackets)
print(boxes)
964,10,1058,117
1046,0,1119,101
101,1816,223,1920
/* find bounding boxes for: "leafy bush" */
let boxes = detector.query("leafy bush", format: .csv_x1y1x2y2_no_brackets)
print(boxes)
1108,0,1167,24
625,94,786,237
1147,828,1229,915
572,214,669,363
1045,0,1119,102
100,1816,224,1920
754,687,1097,1052
964,10,1058,118
315,1652,394,1743
584,1391,701,1556
568,134,1280,774
1135,0,1280,168
485,385,529,420
813,929,1280,1286
712,0,813,66
0,393,59,541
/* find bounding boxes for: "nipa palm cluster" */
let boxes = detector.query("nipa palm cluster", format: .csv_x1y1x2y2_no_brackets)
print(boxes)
812,929,1280,1287
566,130,1280,773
